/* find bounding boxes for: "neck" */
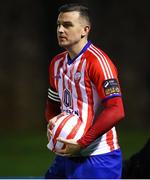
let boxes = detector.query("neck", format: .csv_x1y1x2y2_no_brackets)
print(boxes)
67,38,88,59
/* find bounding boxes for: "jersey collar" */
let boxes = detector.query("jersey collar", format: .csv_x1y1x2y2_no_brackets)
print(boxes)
67,40,91,65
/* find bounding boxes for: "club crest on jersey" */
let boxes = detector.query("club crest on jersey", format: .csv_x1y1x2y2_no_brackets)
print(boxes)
74,72,81,82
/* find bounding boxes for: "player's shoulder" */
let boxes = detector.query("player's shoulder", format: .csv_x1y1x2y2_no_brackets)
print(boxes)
87,43,110,62
51,51,67,64
85,43,118,75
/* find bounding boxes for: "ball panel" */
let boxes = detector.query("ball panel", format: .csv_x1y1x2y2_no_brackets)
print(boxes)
52,114,74,147
66,118,82,139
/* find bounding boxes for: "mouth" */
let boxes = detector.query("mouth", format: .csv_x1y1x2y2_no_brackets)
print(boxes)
58,36,67,41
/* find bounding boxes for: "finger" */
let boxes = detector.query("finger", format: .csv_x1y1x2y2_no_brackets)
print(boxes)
47,121,54,129
47,123,52,130
47,129,52,136
55,152,71,157
48,116,57,127
56,137,71,144
54,148,71,156
47,122,55,131
47,129,52,141
57,137,77,145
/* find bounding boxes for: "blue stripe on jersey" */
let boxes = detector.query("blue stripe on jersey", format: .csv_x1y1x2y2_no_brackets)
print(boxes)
101,94,122,103
67,40,91,65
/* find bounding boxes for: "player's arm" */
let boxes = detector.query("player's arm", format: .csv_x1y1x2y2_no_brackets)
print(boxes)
78,54,125,148
45,57,61,122
77,96,125,148
45,59,62,141
45,87,61,122
45,86,62,141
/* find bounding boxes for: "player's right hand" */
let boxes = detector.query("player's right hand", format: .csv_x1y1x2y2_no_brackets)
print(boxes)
47,116,57,141
47,112,66,141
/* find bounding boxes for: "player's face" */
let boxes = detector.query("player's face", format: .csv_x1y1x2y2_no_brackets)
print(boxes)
57,11,89,49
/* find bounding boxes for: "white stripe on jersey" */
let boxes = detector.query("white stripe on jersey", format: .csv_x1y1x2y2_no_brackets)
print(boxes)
91,45,114,78
58,68,64,110
89,45,114,79
88,48,107,79
63,54,67,70
77,59,88,136
48,88,60,102
68,57,80,115
48,95,60,102
80,59,88,122
90,45,112,79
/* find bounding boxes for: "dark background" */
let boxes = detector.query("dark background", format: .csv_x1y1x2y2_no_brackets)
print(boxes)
0,0,149,177
0,0,149,132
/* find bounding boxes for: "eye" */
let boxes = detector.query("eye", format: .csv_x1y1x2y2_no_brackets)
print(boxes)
57,21,73,29
63,22,73,28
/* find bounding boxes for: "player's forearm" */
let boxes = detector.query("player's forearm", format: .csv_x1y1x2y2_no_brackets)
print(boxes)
77,97,125,148
45,98,61,122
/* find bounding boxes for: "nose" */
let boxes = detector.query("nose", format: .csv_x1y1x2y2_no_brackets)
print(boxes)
57,24,64,33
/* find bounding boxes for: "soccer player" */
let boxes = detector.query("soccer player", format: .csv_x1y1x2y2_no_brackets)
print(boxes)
45,3,125,179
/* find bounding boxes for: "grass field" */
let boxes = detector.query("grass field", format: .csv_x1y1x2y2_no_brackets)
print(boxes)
0,128,149,177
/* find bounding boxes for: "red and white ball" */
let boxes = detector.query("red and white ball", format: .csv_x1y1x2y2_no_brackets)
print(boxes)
47,114,83,151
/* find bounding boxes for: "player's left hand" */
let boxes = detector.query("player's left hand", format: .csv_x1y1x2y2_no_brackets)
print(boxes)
54,137,81,156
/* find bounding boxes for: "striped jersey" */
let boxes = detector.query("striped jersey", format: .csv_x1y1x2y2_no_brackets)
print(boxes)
48,41,122,155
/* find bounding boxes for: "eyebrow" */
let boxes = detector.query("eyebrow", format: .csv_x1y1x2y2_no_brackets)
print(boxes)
57,20,73,24
57,21,74,27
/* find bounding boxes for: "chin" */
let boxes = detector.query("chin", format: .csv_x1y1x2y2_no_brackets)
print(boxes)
59,43,69,49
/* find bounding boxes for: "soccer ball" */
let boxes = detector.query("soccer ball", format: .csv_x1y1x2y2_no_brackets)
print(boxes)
47,113,83,151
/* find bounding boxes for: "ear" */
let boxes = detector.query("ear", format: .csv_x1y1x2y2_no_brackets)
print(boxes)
81,25,90,38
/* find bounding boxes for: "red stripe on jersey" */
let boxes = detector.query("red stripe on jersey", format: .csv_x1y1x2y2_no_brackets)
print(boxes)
106,129,115,151
49,62,55,89
52,114,74,149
